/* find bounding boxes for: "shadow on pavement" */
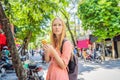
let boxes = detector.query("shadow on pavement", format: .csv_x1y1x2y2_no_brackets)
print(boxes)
78,62,96,74
88,59,120,69
100,59,120,69
78,59,120,75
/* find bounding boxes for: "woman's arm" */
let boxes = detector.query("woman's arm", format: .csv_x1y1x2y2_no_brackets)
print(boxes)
51,49,66,69
43,44,66,69
44,52,51,63
43,41,72,69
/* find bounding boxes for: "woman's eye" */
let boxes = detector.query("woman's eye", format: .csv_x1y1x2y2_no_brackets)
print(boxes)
53,24,62,27
53,24,57,26
59,24,62,26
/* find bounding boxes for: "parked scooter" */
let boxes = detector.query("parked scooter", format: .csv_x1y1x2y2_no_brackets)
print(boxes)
27,64,44,80
20,56,44,80
94,51,103,63
0,54,14,74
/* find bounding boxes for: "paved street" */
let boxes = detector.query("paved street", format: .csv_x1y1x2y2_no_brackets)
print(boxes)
1,53,120,80
78,59,120,80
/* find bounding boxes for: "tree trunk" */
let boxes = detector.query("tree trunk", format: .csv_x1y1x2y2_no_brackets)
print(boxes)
74,15,77,42
60,10,76,46
101,40,105,61
0,2,27,80
111,38,115,59
21,31,32,56
60,10,80,56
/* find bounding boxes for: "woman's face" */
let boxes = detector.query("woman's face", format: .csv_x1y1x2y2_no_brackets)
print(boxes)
52,18,63,36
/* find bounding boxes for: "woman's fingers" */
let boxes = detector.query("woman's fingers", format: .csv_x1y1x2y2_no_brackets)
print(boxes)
43,44,53,54
43,45,47,50
43,44,49,51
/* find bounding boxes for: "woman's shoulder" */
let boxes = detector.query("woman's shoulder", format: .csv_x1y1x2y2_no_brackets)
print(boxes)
63,38,73,46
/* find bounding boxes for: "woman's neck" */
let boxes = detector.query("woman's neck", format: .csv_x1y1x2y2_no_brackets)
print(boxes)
56,35,60,40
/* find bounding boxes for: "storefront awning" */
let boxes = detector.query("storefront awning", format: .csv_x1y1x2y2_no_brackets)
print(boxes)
77,39,90,49
0,33,6,45
0,33,7,50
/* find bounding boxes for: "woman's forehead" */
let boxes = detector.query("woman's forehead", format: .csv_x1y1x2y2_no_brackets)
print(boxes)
53,18,62,23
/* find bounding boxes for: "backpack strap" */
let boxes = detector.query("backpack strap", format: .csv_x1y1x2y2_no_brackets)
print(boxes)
60,39,75,61
60,39,69,71
60,38,67,54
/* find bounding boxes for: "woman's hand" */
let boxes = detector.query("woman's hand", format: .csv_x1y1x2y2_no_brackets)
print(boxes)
43,44,54,62
43,44,54,54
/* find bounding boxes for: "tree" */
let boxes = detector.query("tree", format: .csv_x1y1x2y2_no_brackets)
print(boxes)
77,0,120,58
48,0,80,56
5,0,58,55
0,0,71,79
0,2,27,80
77,0,120,40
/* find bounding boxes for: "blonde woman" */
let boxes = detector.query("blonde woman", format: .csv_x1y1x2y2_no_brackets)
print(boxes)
43,17,73,80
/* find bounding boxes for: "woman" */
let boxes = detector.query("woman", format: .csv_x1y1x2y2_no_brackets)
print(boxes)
43,17,73,80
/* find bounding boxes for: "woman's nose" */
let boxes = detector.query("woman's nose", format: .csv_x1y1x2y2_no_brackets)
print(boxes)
56,25,59,28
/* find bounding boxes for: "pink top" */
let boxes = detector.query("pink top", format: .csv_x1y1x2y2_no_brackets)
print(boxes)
46,41,72,80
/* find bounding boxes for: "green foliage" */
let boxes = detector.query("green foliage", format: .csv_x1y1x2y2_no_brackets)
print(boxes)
2,0,70,48
77,0,120,41
2,0,58,43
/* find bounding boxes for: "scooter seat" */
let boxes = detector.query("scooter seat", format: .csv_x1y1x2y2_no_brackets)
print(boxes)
28,64,37,69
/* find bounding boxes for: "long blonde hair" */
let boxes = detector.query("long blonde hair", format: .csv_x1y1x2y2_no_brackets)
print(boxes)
50,17,66,49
